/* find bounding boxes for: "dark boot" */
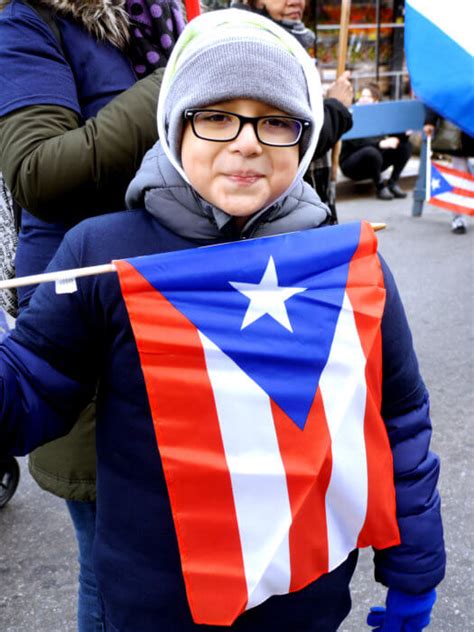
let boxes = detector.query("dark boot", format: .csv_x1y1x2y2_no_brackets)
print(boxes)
388,181,407,198
375,181,394,200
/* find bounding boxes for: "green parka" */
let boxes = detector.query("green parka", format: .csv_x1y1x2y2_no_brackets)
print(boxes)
0,0,165,499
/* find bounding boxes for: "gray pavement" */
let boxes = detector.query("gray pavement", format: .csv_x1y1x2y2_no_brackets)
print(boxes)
1,179,473,631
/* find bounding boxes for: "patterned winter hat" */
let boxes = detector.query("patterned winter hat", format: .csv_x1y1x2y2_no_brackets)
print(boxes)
157,9,323,181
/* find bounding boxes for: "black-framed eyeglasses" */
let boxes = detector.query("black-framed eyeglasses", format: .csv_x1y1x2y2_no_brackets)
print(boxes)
183,109,311,147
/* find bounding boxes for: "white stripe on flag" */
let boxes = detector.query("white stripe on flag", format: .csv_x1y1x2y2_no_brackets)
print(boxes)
199,332,292,611
319,292,368,571
407,0,474,56
425,135,432,202
441,171,474,193
431,191,474,210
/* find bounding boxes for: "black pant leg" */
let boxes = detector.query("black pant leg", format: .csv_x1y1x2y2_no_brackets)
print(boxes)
339,146,384,184
381,138,412,184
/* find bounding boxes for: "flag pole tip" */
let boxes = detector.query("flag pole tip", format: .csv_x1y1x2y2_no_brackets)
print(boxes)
370,222,387,232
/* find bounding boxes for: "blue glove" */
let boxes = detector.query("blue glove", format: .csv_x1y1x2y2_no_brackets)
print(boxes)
367,588,437,631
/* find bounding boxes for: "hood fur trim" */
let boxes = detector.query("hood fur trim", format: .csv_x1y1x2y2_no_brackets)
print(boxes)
37,0,130,48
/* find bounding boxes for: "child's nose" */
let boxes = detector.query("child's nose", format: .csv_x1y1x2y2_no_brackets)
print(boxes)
230,122,262,155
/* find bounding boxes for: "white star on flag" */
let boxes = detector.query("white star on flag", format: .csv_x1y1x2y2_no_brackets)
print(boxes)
229,256,306,332
431,177,441,191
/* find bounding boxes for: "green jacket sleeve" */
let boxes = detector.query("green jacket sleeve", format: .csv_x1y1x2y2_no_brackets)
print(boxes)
0,68,164,222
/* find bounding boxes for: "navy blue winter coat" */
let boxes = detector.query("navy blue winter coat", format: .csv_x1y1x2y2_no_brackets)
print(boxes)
0,203,445,631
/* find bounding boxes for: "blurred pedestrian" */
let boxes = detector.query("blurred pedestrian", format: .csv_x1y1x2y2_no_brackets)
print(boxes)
0,0,184,629
424,107,473,234
339,83,412,200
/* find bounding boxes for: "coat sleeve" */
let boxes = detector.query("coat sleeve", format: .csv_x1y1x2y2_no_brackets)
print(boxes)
0,235,98,456
314,98,353,158
0,0,164,220
0,70,163,221
373,259,446,594
0,337,94,456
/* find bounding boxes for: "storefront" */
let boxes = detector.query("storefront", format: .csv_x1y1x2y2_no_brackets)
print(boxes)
305,0,408,99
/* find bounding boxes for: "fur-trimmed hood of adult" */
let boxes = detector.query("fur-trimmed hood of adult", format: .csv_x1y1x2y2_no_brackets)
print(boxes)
5,0,131,48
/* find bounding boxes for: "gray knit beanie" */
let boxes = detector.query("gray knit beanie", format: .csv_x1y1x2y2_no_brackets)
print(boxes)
160,11,317,166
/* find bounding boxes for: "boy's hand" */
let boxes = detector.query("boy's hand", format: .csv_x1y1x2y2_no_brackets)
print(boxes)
367,588,436,631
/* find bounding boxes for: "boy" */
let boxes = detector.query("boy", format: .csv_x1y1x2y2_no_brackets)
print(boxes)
0,10,444,631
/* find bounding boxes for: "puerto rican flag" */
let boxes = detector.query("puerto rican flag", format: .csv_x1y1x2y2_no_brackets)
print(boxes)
428,161,474,216
115,221,400,626
405,0,474,137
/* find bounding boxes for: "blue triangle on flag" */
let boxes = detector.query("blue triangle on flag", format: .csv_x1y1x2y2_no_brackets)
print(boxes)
128,223,362,430
430,164,453,197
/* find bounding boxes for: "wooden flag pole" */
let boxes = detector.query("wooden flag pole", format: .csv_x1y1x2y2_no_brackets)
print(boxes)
371,222,386,232
330,0,352,184
0,224,386,291
336,0,352,79
0,264,117,290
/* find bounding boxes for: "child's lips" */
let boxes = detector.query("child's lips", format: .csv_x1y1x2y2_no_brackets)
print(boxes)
226,172,264,185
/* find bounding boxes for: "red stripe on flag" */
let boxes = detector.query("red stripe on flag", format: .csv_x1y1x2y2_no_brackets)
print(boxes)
115,260,248,625
433,162,474,182
429,197,474,216
345,223,400,549
271,390,331,592
451,186,474,198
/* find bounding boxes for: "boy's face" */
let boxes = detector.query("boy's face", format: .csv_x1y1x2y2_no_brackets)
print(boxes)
181,99,300,225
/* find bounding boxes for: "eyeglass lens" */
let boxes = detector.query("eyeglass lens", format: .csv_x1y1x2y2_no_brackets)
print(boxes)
192,111,303,146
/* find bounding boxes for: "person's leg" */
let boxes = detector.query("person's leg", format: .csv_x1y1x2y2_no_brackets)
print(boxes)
450,156,469,233
382,139,412,198
340,146,383,181
66,499,104,632
340,147,393,199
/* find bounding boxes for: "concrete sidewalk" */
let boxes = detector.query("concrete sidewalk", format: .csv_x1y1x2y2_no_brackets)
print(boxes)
1,184,472,631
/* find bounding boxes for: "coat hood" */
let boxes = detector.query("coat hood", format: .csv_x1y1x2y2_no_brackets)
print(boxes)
156,9,324,195
36,0,130,48
127,11,329,240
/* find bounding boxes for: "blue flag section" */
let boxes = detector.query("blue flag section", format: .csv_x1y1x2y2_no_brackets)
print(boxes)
123,222,364,429
405,0,474,137
430,164,455,196
428,161,474,216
